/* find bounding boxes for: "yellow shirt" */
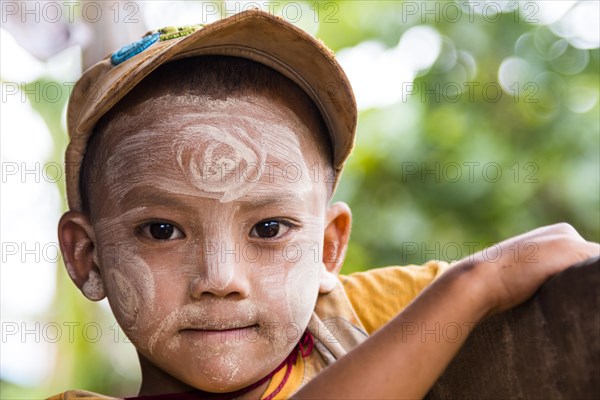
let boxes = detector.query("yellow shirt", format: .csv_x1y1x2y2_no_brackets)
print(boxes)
48,261,450,400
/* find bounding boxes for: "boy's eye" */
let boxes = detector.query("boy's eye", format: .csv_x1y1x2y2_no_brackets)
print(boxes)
250,220,291,239
141,222,184,240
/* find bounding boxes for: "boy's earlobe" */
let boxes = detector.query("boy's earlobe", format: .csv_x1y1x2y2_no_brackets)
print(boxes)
319,202,352,293
319,264,339,293
58,211,106,301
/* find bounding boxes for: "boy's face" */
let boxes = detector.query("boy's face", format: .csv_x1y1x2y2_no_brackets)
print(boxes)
87,94,334,391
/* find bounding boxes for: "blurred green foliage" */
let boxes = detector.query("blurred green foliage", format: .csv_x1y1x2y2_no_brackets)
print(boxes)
2,0,598,397
325,1,599,272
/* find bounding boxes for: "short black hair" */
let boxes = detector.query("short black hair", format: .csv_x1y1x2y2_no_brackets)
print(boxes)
79,56,333,216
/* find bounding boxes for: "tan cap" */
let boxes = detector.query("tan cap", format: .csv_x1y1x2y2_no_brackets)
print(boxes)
65,9,357,211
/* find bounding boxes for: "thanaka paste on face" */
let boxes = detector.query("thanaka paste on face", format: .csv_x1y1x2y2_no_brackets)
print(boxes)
93,208,156,337
89,95,331,392
189,204,239,295
173,122,265,203
101,98,313,206
142,233,322,389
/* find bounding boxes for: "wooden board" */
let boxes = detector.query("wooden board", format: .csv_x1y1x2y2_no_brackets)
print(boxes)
426,256,600,399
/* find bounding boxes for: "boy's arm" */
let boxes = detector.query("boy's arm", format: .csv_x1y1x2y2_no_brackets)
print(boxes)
294,223,600,399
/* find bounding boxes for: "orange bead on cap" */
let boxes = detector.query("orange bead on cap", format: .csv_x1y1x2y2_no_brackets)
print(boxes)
65,9,357,212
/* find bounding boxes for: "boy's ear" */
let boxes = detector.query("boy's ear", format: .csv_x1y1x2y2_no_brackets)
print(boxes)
319,202,352,294
58,211,105,301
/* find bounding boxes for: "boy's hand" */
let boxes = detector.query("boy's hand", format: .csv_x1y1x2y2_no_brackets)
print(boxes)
456,223,600,317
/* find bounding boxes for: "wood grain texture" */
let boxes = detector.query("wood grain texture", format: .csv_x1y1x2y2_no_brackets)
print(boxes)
426,256,600,399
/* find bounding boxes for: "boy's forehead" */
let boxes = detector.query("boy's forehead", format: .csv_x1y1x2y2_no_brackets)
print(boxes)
104,93,316,163
98,94,326,207
103,78,323,145
114,91,303,130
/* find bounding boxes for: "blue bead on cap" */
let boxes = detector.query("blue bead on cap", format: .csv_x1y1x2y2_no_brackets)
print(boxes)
110,32,160,66
110,24,204,66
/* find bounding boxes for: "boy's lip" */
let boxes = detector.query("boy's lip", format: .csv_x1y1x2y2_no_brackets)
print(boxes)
180,323,259,332
179,324,259,342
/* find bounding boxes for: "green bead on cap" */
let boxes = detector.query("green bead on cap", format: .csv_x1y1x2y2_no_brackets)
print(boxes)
158,24,205,41
110,24,205,65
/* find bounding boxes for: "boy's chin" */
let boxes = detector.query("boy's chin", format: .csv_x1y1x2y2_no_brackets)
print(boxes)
161,359,274,394
139,337,289,394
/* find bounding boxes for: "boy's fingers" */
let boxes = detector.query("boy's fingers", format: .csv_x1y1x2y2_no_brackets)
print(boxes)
583,242,600,259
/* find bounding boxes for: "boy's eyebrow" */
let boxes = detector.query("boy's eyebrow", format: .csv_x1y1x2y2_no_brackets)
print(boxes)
240,194,306,210
120,186,307,211
121,187,199,212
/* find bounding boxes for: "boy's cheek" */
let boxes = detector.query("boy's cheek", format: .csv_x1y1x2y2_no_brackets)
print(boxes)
100,235,322,333
255,249,321,335
285,263,320,327
101,254,160,342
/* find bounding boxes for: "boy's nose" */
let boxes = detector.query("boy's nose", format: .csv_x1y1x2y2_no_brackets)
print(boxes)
189,244,251,300
189,274,250,299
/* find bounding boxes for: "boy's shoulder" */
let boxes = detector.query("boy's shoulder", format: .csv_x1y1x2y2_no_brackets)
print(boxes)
311,260,451,342
337,261,451,334
296,261,453,394
47,389,118,400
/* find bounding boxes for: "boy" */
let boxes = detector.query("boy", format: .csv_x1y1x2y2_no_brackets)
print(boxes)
53,9,599,399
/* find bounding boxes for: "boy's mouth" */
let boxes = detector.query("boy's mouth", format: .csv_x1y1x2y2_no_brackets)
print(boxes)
180,324,260,343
